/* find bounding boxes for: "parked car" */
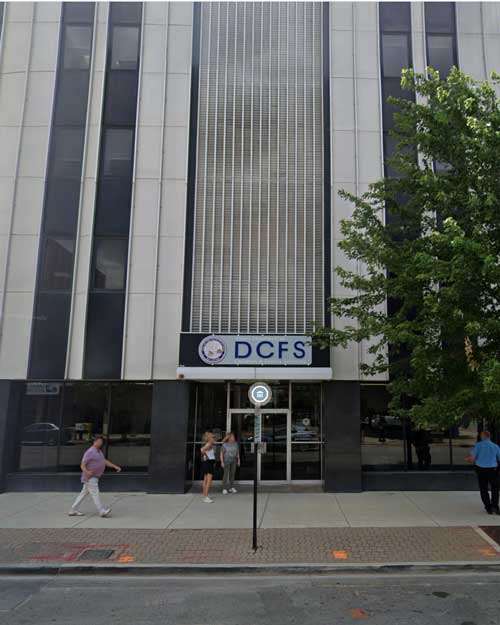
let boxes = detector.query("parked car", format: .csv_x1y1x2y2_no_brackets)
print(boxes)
21,422,61,446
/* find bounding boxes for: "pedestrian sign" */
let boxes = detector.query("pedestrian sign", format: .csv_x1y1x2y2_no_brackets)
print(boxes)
248,382,272,407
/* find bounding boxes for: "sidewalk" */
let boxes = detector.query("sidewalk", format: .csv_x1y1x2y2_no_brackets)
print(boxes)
0,490,499,570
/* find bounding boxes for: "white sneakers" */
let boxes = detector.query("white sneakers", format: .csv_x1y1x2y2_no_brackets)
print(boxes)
222,489,228,495
203,496,213,503
68,508,111,517
230,488,237,494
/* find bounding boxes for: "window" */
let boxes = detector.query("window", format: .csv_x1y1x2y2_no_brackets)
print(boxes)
425,2,455,33
104,72,139,125
427,34,455,77
107,384,152,470
84,292,125,378
93,238,128,290
17,386,63,472
44,179,81,235
63,2,95,23
16,382,152,473
85,2,142,380
40,237,75,290
55,71,94,125
63,25,92,69
101,128,134,178
382,79,413,129
382,34,410,78
29,293,72,380
110,2,143,24
51,127,85,179
425,3,457,78
379,2,411,31
29,4,95,381
111,25,140,70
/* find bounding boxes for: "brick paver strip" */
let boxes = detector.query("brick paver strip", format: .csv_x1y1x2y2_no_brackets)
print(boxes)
0,527,498,565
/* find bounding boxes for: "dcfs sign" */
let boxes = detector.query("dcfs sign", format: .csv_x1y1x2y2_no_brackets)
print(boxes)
198,335,312,366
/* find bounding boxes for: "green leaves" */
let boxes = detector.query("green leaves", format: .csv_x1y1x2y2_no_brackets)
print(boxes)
314,69,500,429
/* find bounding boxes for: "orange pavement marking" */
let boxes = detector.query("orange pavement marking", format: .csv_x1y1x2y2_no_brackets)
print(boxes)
350,609,369,619
333,550,349,560
117,555,136,563
479,548,497,557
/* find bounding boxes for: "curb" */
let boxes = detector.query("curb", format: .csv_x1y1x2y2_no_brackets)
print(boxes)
3,561,500,576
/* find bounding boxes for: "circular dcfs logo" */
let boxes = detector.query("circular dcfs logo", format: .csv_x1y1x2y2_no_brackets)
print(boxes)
199,336,226,365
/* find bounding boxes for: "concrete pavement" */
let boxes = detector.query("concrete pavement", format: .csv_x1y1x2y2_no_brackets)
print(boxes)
0,490,499,529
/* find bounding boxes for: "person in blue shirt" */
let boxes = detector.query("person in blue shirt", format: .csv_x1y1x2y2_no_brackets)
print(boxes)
466,431,500,515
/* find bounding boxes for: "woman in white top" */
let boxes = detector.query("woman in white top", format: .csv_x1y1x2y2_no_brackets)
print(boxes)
200,431,216,503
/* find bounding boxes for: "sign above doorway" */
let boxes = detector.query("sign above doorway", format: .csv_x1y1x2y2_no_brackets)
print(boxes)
197,335,312,366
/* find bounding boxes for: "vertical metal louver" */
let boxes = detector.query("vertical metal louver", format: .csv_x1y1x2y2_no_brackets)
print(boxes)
189,2,324,334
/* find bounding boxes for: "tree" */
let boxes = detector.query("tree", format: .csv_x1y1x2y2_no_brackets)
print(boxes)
314,68,500,429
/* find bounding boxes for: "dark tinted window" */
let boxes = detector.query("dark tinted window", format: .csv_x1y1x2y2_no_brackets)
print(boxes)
101,128,134,177
425,2,455,33
40,237,75,290
84,292,125,378
55,71,92,125
110,2,143,24
44,178,81,235
104,71,139,125
108,383,152,470
63,2,95,23
95,178,133,235
51,127,85,178
379,2,411,31
381,33,410,77
427,34,455,77
94,238,128,290
63,25,92,69
29,293,71,379
382,79,413,129
17,386,63,471
110,25,140,70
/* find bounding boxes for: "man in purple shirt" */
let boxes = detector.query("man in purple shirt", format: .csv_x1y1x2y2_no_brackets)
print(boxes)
68,436,122,518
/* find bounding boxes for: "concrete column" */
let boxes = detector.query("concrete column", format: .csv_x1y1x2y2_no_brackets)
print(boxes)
149,380,191,493
323,380,361,492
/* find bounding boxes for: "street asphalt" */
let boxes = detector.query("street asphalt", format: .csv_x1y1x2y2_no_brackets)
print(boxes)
1,573,500,625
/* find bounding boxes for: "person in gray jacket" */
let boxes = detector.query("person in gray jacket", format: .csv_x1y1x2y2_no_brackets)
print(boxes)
220,432,240,494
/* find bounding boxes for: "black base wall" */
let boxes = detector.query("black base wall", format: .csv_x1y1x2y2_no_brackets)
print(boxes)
363,470,478,491
6,472,149,492
323,381,362,492
149,380,191,494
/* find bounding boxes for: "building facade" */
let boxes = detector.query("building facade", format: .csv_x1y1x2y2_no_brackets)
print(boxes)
0,1,498,493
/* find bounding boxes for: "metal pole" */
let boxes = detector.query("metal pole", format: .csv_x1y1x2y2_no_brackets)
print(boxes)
253,406,260,551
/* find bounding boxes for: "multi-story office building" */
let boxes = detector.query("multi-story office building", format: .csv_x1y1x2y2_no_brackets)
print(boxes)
0,1,496,493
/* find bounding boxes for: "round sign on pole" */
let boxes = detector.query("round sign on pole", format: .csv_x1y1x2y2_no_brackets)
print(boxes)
248,382,272,407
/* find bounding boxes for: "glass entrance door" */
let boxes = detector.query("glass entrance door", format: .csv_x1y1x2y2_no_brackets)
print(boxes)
228,409,290,481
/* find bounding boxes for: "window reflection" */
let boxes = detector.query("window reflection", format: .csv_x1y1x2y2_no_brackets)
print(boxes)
111,25,140,70
16,383,152,473
63,24,92,69
94,238,128,290
17,384,63,472
107,384,152,470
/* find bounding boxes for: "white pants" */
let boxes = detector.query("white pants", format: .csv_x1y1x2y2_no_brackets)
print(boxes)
71,478,105,513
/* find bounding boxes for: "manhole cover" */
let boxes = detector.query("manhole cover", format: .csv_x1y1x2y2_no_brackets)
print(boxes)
78,549,115,560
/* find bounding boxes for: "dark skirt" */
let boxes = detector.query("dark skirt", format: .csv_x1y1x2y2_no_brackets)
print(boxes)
201,459,215,476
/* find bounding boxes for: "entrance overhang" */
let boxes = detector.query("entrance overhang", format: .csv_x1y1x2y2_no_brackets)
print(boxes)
176,367,333,381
